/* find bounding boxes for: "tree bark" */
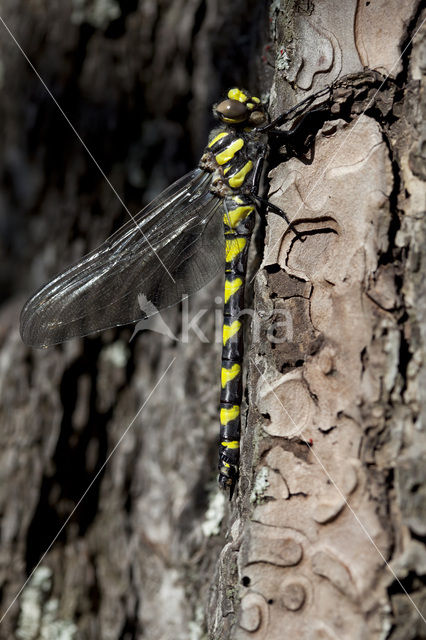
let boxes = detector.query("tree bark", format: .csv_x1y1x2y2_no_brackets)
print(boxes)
0,1,266,639
0,1,425,640
208,1,426,639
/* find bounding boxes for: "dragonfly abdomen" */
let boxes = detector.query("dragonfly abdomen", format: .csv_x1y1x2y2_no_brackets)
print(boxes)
218,195,255,493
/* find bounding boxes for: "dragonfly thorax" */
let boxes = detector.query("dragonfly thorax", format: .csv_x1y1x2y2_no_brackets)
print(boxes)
200,126,266,199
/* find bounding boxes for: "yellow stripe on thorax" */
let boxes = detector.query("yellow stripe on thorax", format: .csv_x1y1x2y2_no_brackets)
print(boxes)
215,138,244,165
208,131,229,148
220,405,240,424
224,205,254,228
225,237,247,262
229,160,253,188
224,277,243,303
221,364,241,388
221,440,239,449
223,320,241,346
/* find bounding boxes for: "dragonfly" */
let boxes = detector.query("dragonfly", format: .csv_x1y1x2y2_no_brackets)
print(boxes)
20,85,332,496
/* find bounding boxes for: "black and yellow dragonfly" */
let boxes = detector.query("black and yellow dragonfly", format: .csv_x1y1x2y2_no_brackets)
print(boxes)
20,86,331,496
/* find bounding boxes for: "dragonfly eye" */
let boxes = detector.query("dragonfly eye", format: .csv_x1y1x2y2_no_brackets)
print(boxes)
248,110,266,126
216,99,249,123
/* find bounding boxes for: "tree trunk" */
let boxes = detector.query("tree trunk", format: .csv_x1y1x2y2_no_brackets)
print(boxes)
209,1,426,639
0,1,425,640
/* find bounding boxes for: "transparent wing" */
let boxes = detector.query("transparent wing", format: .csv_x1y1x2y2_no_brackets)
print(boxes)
21,169,224,347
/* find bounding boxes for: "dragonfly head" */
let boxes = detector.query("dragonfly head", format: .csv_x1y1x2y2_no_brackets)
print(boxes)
214,88,267,127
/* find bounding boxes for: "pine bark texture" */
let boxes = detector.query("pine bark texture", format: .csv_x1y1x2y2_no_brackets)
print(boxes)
0,1,425,640
209,1,426,640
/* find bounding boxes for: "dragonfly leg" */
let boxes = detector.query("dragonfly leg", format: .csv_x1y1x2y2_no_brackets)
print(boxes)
257,85,331,133
250,156,304,241
265,106,327,140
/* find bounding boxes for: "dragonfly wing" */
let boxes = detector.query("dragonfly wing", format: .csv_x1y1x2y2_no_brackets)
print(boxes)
21,169,224,347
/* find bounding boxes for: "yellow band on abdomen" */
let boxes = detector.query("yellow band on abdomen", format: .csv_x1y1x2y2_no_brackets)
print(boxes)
223,320,241,346
221,363,241,388
224,277,243,303
220,405,240,424
223,205,254,228
221,440,239,449
225,237,246,263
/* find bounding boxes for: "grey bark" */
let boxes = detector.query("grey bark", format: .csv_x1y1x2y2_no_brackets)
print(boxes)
209,1,426,639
